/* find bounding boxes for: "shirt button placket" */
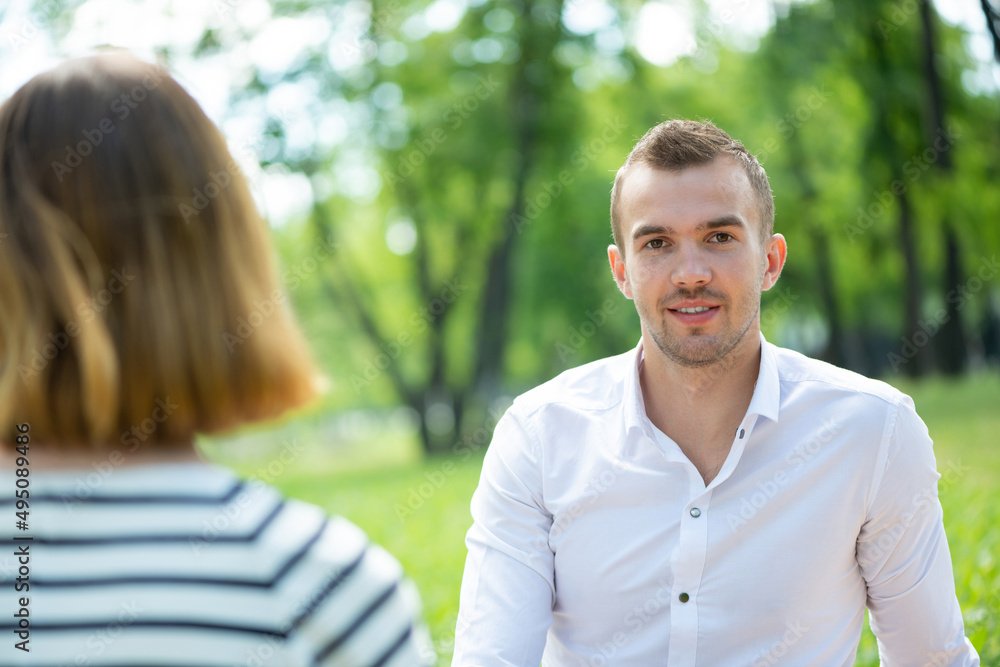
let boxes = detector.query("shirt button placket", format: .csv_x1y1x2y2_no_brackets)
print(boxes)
668,496,711,666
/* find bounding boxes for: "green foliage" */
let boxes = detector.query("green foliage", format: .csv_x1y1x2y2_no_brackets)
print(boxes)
19,0,1000,445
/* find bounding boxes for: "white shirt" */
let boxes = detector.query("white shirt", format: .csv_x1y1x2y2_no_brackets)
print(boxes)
453,335,979,666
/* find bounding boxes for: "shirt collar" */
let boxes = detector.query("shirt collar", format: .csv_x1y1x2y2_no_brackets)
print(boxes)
623,337,652,441
750,331,780,424
624,331,781,437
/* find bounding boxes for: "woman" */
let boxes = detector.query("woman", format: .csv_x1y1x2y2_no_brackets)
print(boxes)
0,52,432,666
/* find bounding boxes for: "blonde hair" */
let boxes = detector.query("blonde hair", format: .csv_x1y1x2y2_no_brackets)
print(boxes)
0,53,324,451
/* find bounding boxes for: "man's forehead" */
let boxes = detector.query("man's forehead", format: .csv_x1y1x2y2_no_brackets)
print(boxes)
619,158,756,220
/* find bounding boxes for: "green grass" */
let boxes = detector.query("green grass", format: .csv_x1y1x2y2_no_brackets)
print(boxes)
205,373,1000,665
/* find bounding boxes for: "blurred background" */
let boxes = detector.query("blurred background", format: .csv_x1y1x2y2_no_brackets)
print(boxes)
2,0,999,663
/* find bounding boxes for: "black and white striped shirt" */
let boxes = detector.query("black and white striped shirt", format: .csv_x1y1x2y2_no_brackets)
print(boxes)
0,463,434,666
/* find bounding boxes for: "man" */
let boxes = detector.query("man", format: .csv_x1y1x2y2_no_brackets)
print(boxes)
452,120,979,666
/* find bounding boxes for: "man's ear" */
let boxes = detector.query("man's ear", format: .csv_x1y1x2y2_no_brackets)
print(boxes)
761,233,787,291
608,245,632,299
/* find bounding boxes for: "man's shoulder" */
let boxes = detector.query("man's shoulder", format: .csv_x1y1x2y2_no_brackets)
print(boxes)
770,343,904,407
509,347,635,417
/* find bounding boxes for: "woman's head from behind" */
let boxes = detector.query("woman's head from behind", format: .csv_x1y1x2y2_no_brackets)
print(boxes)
0,52,322,452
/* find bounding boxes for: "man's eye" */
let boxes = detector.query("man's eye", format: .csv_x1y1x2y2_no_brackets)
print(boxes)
647,239,664,249
711,232,732,243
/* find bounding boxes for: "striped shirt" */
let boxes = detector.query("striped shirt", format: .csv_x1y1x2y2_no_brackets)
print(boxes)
0,462,434,666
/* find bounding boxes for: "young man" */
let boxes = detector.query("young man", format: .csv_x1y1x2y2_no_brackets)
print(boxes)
452,120,979,666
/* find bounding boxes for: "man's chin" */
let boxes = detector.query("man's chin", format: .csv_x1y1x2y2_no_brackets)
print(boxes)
670,351,727,368
651,334,729,368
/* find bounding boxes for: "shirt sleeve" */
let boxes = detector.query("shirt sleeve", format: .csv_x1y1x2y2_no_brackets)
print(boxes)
857,394,980,666
452,408,555,666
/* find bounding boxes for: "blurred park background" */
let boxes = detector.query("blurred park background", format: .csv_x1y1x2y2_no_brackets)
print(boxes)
2,0,999,663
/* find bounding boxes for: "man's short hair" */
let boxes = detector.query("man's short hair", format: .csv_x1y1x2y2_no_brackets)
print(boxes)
609,119,774,252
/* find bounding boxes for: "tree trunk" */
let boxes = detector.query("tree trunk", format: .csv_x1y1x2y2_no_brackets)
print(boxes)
472,3,563,400
937,224,966,374
981,0,1000,62
866,17,932,376
810,228,847,367
786,131,848,368
920,0,968,374
897,189,932,376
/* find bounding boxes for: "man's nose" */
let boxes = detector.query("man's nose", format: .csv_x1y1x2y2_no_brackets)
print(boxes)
670,243,711,287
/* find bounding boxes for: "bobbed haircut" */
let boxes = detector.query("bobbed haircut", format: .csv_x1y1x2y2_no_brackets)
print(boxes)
0,53,324,451
609,118,774,252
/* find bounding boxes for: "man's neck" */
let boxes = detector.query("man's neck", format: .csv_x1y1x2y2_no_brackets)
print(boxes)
639,330,762,483
641,332,761,410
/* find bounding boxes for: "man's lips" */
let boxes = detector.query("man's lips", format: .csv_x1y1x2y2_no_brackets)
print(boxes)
667,300,719,313
666,301,720,324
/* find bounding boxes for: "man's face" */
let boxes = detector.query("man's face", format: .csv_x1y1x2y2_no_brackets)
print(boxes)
608,158,785,368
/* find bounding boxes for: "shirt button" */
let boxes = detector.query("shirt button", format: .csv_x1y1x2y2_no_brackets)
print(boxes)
739,428,745,439
679,593,690,603
689,508,701,518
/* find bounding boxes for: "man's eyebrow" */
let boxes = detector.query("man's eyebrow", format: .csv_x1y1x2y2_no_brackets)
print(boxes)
697,215,747,231
631,216,747,241
632,223,674,240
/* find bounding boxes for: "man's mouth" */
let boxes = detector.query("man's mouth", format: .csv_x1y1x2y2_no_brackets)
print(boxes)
667,302,720,324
